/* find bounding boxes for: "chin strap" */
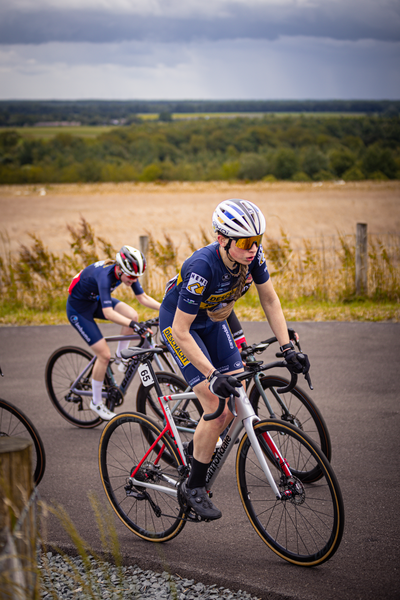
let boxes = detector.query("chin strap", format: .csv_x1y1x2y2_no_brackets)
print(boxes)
224,239,237,265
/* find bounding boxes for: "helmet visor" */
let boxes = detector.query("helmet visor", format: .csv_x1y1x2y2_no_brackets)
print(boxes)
234,234,263,250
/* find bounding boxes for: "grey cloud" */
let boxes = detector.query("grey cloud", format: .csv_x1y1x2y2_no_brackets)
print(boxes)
1,2,400,45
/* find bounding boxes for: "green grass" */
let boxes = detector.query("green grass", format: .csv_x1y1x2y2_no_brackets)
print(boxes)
0,296,398,326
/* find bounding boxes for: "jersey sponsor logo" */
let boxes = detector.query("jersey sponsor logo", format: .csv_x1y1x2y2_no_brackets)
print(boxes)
222,323,235,350
234,361,242,368
222,273,230,282
186,272,208,296
200,288,236,309
182,297,197,305
162,327,190,367
94,260,105,268
257,246,266,266
69,316,91,343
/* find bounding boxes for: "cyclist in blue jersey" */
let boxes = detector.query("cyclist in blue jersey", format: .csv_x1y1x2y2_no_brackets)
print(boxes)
160,199,309,520
67,245,160,420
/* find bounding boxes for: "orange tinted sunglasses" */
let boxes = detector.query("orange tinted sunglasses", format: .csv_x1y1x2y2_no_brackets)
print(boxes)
234,235,263,250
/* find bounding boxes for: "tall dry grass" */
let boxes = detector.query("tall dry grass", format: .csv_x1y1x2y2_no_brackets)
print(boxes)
0,218,399,319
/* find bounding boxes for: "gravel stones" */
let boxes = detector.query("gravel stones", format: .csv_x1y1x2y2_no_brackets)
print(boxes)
38,553,260,600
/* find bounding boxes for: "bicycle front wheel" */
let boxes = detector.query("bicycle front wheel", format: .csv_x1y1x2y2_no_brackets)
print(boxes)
249,375,331,466
45,346,110,428
236,419,344,567
0,398,46,485
99,412,187,542
136,372,202,443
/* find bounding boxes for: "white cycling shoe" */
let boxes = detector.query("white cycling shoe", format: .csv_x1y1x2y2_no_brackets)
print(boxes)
89,400,116,421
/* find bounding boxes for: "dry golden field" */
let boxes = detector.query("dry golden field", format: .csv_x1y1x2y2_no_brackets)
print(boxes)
1,180,399,262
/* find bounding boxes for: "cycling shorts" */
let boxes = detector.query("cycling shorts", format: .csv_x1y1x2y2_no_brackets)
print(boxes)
226,310,247,350
66,297,120,346
159,305,243,389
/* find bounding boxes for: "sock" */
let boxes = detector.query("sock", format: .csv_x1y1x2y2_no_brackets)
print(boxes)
116,340,130,358
91,379,103,406
186,440,194,456
187,457,211,489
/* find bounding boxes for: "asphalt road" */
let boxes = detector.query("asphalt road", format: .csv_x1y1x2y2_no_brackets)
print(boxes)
1,322,399,600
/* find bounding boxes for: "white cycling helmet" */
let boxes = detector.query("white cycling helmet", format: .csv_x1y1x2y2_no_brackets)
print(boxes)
116,245,146,277
212,199,266,239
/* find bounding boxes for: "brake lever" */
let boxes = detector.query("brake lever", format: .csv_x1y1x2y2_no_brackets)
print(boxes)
227,394,237,417
304,372,313,390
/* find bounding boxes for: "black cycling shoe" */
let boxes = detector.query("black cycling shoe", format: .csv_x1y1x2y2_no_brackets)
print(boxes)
180,481,222,521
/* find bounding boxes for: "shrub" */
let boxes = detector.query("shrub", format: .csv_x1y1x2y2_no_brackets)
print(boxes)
238,153,270,180
272,148,298,180
342,166,365,181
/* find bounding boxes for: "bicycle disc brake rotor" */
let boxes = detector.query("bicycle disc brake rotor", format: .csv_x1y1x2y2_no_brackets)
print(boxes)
174,410,197,429
280,476,305,505
281,413,303,430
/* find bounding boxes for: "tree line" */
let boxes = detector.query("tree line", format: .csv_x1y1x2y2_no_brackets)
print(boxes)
0,114,399,184
0,100,399,127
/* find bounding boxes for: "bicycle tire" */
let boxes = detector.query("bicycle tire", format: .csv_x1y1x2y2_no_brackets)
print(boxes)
0,398,46,486
249,374,332,466
99,412,187,542
136,372,203,444
236,419,344,567
45,346,111,428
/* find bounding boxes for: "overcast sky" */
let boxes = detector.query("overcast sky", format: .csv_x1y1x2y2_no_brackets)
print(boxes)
0,0,399,101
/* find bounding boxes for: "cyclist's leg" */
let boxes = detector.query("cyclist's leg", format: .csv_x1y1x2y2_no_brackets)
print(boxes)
68,300,115,419
226,309,247,351
160,312,242,519
113,299,139,356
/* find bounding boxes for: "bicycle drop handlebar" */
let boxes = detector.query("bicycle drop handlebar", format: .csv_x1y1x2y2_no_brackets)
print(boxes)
203,360,298,422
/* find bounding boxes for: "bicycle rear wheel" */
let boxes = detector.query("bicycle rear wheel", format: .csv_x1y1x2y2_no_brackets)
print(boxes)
45,346,110,428
249,375,331,466
0,398,46,485
236,419,344,567
136,372,202,443
99,412,186,542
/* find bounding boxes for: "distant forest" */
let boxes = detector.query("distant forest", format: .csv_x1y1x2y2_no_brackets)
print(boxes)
0,102,399,184
1,100,399,127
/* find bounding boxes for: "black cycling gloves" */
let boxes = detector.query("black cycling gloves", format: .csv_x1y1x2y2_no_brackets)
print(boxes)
208,370,241,398
284,350,310,375
129,321,148,337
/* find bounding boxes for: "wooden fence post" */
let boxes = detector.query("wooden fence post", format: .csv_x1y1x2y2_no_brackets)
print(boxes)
356,223,368,296
139,235,149,290
0,437,37,599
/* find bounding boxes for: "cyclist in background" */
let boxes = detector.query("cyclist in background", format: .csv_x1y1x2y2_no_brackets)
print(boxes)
160,199,309,520
67,245,160,420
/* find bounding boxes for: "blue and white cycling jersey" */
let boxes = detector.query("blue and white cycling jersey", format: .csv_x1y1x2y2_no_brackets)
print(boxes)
161,241,269,323
68,261,144,310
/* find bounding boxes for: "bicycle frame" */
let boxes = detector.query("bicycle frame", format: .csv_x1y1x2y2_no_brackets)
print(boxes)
69,333,165,400
245,343,298,420
128,357,292,501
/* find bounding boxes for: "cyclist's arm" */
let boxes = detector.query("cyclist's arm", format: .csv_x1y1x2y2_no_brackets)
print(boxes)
171,308,214,377
102,306,135,328
255,279,290,347
134,292,160,311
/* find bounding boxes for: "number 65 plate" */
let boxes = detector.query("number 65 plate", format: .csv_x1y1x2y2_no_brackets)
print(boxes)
138,363,154,387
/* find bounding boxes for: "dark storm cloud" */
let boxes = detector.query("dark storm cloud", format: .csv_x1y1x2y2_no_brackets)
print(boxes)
1,2,399,45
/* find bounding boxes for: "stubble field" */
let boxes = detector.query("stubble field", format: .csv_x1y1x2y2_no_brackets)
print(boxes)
1,180,399,323
1,180,399,257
